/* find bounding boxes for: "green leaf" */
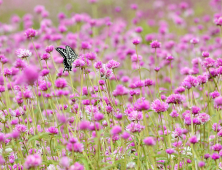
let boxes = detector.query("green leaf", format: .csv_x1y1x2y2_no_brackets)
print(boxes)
28,133,50,143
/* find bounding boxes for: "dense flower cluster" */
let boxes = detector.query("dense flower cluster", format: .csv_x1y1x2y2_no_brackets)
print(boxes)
0,0,221,169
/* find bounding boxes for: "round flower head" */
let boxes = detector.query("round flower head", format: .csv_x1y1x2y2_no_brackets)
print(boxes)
197,113,210,124
25,28,37,39
143,137,156,146
198,161,205,168
24,154,42,169
189,135,199,144
70,162,84,170
151,99,169,113
150,40,161,48
55,78,67,89
45,45,54,53
47,126,58,134
214,96,222,109
134,98,150,111
132,38,141,45
111,126,122,135
202,57,215,68
166,148,175,155
211,153,220,160
202,51,209,58
190,38,199,44
16,49,32,58
41,53,50,60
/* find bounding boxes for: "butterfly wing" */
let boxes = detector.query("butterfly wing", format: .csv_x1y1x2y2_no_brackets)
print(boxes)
56,47,71,72
56,47,68,59
65,45,78,65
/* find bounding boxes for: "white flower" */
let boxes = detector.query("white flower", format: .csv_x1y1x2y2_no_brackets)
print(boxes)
181,147,192,156
47,164,56,170
5,148,13,153
16,49,32,58
126,162,136,169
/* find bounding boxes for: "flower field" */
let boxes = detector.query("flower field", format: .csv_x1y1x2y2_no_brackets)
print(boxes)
0,0,222,169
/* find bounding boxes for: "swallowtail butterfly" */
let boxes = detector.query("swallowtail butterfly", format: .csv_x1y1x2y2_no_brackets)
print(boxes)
56,45,78,73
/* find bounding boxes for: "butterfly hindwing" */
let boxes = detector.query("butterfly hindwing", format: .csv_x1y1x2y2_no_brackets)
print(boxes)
65,45,78,65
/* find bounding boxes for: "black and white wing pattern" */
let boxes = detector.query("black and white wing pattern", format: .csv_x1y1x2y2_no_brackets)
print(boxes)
65,45,78,66
56,47,71,73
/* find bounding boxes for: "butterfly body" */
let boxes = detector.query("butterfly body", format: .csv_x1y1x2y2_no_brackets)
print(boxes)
56,46,78,73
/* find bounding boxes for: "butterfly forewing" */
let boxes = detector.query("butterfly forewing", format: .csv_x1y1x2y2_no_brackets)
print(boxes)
56,47,68,59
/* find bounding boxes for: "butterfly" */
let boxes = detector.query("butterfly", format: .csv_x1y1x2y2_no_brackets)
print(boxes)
56,45,78,73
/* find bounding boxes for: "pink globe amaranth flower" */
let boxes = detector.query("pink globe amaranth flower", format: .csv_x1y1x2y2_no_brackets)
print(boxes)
85,52,96,61
0,55,8,64
45,45,54,53
99,65,113,79
47,126,58,134
214,96,222,108
191,106,200,115
126,122,144,133
41,53,50,60
212,123,222,132
212,144,222,151
135,27,143,33
198,161,205,167
151,99,169,113
215,17,222,26
150,40,161,48
94,61,103,69
113,85,129,97
166,94,184,104
121,131,130,139
70,162,84,170
59,157,70,168
106,59,120,69
144,79,155,86
81,42,91,49
25,28,37,39
67,142,84,152
143,137,156,146
197,74,208,85
24,154,42,169
134,98,150,111
202,51,209,58
211,153,220,160
73,59,86,69
166,148,175,155
169,110,179,118
41,69,49,76
3,68,12,77
210,91,220,99
94,112,104,121
218,129,222,137
18,65,39,86
204,153,210,159
182,75,199,88
202,57,215,68
131,54,142,62
197,113,210,124
189,135,199,144
55,78,67,89
34,5,45,14
79,120,90,130
190,38,199,44
111,126,122,135
132,38,141,45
